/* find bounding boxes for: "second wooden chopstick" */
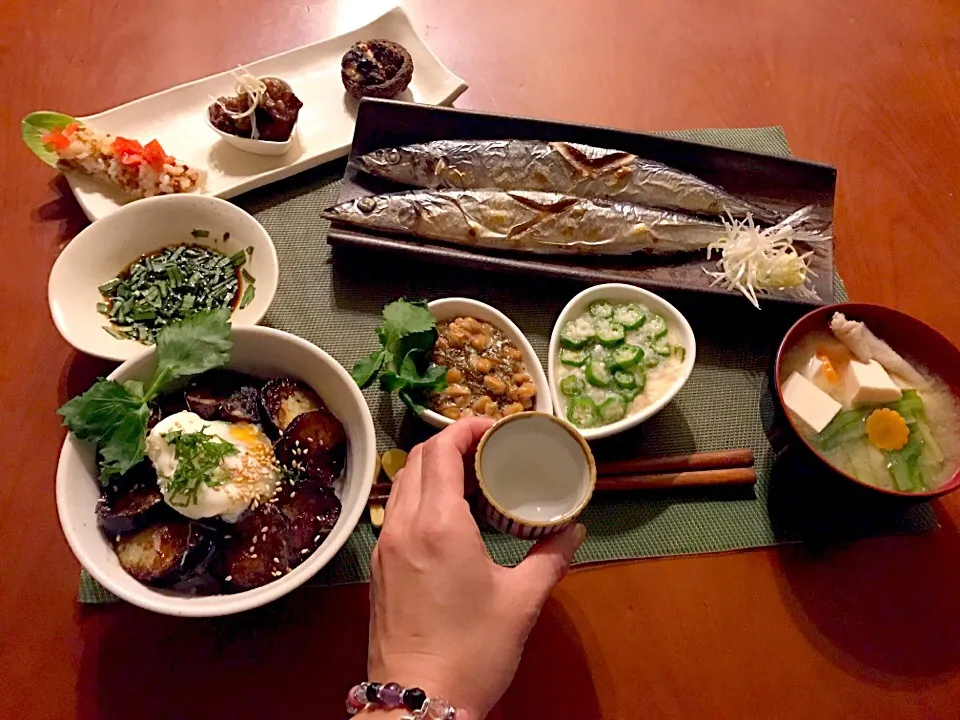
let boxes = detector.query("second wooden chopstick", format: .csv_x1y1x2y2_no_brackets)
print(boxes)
595,467,756,491
596,449,754,477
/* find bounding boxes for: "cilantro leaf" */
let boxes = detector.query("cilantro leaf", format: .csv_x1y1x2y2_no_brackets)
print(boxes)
398,387,428,416
382,299,435,346
58,309,234,486
152,308,233,392
98,404,150,484
398,352,447,389
58,380,146,444
351,349,386,388
350,298,447,414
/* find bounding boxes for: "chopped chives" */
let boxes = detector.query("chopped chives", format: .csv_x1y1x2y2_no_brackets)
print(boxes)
239,284,255,309
97,241,245,345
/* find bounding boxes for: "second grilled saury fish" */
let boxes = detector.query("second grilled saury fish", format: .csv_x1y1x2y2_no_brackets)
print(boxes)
323,189,727,255
355,139,781,223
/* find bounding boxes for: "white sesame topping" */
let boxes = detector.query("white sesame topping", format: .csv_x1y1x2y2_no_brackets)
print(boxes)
313,534,321,542
301,549,309,555
260,526,269,533
224,575,233,582
290,491,297,498
272,557,279,563
250,553,258,559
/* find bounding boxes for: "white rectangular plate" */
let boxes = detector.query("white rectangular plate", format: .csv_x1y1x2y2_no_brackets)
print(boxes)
67,6,467,221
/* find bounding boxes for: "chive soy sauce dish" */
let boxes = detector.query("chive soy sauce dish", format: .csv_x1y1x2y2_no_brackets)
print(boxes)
48,194,278,361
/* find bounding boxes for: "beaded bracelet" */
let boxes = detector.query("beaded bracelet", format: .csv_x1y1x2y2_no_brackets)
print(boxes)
346,681,460,719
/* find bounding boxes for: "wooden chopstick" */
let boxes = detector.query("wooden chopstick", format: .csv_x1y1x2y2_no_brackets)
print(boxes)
367,449,756,505
596,449,754,477
595,467,756,491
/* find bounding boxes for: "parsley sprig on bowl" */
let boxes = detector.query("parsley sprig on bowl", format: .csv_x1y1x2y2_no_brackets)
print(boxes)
351,298,448,413
57,309,353,597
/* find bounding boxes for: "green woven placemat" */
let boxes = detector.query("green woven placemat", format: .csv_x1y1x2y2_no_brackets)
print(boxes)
78,126,938,604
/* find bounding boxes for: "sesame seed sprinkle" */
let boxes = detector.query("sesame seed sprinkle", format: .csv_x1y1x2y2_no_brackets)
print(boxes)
224,575,233,582
290,491,297,498
301,549,309,555
260,526,269,533
272,557,279,563
250,553,258,559
313,534,321,542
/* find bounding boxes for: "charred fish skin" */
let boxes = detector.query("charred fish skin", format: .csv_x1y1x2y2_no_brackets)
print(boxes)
354,139,781,223
323,189,726,255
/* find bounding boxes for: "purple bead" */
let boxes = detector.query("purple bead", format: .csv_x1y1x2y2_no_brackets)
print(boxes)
378,682,404,709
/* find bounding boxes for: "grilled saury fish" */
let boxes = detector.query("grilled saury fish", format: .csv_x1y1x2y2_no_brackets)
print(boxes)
323,189,727,255
355,139,780,223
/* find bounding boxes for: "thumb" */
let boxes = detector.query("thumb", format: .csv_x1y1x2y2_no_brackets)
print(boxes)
512,523,586,604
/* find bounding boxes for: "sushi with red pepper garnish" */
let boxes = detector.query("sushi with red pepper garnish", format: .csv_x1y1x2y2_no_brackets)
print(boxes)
35,119,204,199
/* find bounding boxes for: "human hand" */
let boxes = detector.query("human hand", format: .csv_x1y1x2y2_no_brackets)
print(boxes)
365,417,586,720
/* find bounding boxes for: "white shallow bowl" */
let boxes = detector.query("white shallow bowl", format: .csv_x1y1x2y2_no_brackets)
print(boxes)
56,326,377,617
475,412,595,539
48,194,279,362
204,114,296,157
548,283,696,441
421,298,552,428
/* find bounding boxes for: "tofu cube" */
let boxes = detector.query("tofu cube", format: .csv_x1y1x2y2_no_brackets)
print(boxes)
782,371,842,433
843,360,902,405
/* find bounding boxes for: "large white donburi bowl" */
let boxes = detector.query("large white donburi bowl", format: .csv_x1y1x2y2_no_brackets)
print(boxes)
56,326,376,617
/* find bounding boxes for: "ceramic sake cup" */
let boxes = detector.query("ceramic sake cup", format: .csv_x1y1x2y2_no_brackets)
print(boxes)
474,412,595,539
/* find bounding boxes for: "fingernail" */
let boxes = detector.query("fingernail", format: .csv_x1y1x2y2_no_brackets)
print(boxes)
574,523,587,546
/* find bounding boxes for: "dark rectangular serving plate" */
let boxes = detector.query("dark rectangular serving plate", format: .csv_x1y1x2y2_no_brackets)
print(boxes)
327,99,838,308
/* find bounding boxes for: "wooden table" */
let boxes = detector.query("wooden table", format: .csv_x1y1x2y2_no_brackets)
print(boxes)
2,1,959,717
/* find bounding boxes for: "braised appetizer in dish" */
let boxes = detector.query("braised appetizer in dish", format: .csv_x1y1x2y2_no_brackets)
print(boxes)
780,312,960,493
555,299,686,429
209,70,303,142
341,39,413,99
22,111,203,198
429,316,536,420
58,311,345,594
98,236,255,344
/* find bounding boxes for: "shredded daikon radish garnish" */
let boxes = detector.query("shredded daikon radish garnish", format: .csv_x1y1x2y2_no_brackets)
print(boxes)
703,206,827,309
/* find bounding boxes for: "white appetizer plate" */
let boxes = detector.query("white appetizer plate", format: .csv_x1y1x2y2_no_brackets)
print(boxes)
65,6,468,220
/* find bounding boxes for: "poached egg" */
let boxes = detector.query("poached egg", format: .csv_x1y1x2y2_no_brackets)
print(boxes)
147,410,280,522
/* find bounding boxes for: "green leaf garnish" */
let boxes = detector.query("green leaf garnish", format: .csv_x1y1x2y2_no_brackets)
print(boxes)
58,310,233,485
350,298,447,413
160,430,238,507
21,111,78,167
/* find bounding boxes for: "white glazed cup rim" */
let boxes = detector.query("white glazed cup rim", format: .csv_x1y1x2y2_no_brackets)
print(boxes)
474,411,596,528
